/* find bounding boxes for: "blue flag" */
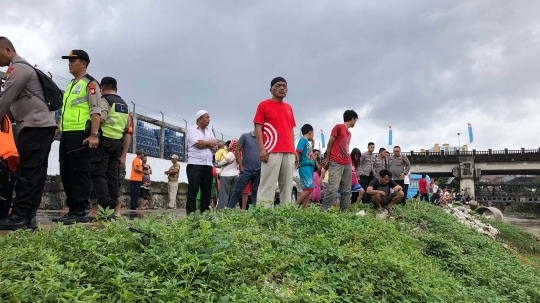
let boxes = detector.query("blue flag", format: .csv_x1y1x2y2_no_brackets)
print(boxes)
388,126,393,146
468,123,473,143
320,129,326,148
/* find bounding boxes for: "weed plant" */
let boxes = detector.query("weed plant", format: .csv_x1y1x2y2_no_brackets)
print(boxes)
1,201,540,302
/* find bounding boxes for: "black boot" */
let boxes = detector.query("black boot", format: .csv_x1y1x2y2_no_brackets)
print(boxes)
27,207,39,230
54,209,90,225
0,205,29,230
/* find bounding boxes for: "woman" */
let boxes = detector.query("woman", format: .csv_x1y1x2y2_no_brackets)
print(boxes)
216,139,239,209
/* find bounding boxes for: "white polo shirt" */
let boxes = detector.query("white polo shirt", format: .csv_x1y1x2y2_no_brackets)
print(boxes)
187,124,216,166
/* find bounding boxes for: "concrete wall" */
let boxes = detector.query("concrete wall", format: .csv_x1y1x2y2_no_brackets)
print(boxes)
47,141,188,183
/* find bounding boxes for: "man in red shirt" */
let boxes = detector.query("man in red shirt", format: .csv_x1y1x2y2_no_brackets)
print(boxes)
418,174,429,202
253,77,298,208
321,110,358,211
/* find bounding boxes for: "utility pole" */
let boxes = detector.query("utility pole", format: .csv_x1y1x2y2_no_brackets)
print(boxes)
131,101,137,152
182,119,188,162
160,111,165,159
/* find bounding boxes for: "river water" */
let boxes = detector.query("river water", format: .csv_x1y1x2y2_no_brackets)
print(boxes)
503,214,540,235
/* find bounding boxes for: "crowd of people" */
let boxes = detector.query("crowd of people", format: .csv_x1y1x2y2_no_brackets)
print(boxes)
0,36,420,231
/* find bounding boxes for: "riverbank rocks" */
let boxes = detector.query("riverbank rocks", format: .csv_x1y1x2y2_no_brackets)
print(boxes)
443,205,500,239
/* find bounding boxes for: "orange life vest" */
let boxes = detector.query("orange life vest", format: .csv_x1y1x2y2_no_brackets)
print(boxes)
0,115,19,172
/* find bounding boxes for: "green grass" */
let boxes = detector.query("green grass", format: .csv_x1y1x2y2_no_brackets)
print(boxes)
1,201,540,302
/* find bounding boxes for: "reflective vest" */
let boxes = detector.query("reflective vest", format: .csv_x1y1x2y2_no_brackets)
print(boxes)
60,74,96,132
0,115,19,172
101,94,129,139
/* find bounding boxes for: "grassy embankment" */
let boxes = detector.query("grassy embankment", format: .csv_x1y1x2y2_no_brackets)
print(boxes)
1,200,540,302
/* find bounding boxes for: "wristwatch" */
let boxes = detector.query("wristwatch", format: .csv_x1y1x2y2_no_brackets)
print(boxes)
92,132,100,138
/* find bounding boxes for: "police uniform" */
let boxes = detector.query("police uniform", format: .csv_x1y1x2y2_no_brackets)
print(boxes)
373,155,389,179
0,53,57,230
359,151,376,203
91,77,131,212
388,154,411,205
55,50,101,223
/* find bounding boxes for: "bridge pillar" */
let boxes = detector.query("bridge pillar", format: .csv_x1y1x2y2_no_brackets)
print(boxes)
452,156,481,198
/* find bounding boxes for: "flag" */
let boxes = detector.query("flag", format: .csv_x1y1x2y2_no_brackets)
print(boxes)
388,126,393,146
468,123,473,143
320,129,326,148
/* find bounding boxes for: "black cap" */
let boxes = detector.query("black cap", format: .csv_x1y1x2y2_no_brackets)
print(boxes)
100,76,117,86
271,77,287,87
136,149,145,155
61,50,90,62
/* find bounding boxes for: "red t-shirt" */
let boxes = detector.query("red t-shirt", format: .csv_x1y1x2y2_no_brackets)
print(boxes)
418,178,428,194
329,124,351,165
253,99,296,153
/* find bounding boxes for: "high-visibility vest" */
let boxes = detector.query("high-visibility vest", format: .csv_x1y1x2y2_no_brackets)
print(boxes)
101,94,129,139
60,74,97,132
0,115,19,172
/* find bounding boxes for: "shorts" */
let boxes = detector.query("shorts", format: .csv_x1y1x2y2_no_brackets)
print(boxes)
139,187,149,199
372,192,398,207
243,181,252,195
351,183,363,192
299,165,314,190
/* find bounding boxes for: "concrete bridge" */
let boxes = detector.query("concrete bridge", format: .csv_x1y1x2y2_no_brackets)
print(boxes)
403,148,540,199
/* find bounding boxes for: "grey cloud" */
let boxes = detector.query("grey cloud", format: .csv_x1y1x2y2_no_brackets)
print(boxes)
3,0,540,151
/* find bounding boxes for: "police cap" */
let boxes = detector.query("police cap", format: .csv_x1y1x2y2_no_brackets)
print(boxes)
62,50,90,63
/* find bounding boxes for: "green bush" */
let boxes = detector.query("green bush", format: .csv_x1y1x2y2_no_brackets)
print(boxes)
1,202,540,302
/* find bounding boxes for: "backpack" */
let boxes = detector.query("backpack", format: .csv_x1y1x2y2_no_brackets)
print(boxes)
15,61,63,111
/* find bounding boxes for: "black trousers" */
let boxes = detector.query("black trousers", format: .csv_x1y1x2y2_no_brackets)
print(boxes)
186,164,213,215
91,137,122,209
420,194,429,202
359,173,374,204
394,180,406,205
59,131,91,213
129,181,141,210
0,166,14,219
14,127,56,209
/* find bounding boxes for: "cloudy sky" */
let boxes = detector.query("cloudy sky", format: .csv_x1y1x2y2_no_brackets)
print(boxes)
3,0,540,152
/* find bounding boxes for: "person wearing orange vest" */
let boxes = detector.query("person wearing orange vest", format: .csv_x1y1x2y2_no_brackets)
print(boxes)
0,37,57,230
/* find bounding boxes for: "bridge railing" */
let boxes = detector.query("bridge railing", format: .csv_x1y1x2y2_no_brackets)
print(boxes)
403,148,540,163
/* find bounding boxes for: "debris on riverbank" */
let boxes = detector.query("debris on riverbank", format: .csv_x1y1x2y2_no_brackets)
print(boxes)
443,205,500,239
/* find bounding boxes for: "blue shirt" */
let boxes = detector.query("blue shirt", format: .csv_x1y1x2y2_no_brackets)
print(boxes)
296,137,315,167
238,131,261,171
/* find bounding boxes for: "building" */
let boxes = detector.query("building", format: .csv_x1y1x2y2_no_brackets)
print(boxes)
421,143,469,153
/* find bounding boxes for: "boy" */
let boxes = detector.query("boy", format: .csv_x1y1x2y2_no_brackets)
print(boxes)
321,110,358,211
295,124,316,210
137,166,154,209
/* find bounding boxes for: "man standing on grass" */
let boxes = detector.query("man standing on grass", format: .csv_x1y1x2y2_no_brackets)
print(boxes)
388,146,410,206
186,110,217,215
418,174,429,202
320,110,358,211
228,126,261,209
359,142,376,204
164,154,180,209
254,77,298,208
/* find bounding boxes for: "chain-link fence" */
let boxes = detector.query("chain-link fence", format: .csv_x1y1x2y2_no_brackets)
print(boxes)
54,108,186,162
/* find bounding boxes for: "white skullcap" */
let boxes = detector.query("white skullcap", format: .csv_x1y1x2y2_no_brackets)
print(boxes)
171,154,178,159
196,110,208,121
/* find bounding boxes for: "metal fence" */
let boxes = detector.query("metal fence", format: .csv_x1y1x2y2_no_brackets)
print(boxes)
54,109,187,162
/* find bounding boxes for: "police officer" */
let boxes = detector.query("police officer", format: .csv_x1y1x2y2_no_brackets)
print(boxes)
373,147,388,179
359,142,376,203
87,77,131,220
388,145,411,205
0,37,57,230
52,50,102,224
